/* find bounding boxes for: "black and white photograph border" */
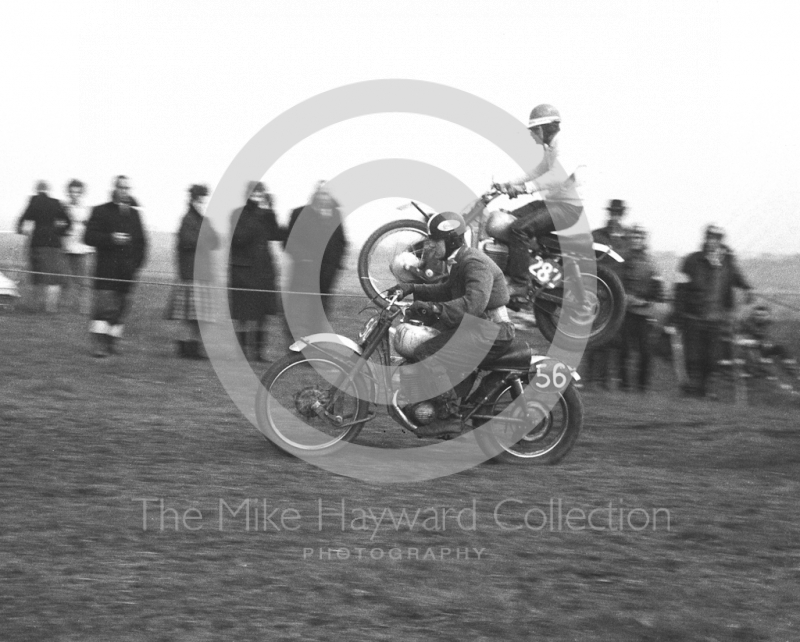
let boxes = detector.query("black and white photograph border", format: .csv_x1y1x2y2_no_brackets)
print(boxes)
1,1,799,640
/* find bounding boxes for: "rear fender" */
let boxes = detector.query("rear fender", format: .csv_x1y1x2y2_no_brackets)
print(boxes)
529,355,581,382
593,242,624,263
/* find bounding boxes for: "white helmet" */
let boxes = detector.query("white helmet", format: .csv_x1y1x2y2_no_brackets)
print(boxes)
485,210,516,243
393,322,440,359
390,251,421,283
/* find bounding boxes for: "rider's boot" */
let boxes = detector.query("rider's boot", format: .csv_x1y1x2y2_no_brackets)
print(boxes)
507,279,531,312
434,389,461,421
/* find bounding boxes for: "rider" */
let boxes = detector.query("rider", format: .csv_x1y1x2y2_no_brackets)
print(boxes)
496,104,586,310
390,211,516,438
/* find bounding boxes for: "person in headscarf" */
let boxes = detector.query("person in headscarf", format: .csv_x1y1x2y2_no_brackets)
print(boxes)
284,180,348,335
61,179,94,314
228,181,286,361
16,180,72,312
166,184,220,358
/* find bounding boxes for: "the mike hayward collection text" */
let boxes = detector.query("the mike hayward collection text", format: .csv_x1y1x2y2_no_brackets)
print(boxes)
134,498,671,534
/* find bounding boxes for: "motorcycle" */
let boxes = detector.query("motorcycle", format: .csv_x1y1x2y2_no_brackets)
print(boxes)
256,293,584,464
357,187,626,350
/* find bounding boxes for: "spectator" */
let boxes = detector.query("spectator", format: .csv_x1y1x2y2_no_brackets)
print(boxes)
583,199,630,389
61,179,95,314
673,224,753,397
16,180,71,312
83,175,148,358
618,225,663,392
228,181,285,362
739,303,799,380
165,184,220,359
284,181,348,335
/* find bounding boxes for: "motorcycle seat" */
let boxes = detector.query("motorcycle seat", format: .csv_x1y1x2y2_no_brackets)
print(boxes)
483,339,532,371
538,233,561,252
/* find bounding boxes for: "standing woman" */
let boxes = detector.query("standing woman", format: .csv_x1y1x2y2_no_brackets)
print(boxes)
228,181,285,361
166,184,220,358
16,180,71,312
61,179,95,314
285,181,348,335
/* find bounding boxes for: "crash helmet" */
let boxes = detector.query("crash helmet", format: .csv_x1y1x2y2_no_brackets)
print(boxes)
528,104,561,129
705,224,725,239
390,251,421,283
428,211,467,256
485,210,516,243
393,322,441,359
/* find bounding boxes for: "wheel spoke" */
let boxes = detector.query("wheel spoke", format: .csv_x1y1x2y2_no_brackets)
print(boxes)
260,357,364,451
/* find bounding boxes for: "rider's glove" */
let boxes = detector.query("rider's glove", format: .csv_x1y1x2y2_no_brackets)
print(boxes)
498,181,526,199
410,300,442,318
387,283,415,300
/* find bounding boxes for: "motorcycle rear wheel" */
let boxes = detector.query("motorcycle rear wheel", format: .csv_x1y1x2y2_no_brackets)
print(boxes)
472,378,583,465
533,265,626,350
256,352,371,457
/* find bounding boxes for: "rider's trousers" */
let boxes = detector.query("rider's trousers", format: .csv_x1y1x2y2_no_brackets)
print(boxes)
507,201,583,288
412,320,516,398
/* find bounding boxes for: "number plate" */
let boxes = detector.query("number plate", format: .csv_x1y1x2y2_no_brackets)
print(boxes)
528,255,563,289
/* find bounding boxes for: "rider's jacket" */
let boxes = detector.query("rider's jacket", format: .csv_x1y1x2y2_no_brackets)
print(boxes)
521,133,585,208
412,246,510,329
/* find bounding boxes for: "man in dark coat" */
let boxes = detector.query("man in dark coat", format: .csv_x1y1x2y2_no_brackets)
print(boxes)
674,224,753,397
583,199,630,389
83,175,148,357
617,225,663,392
284,181,348,335
228,181,286,361
16,180,72,312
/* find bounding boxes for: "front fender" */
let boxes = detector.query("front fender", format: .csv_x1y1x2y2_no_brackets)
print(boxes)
290,333,386,402
290,333,363,355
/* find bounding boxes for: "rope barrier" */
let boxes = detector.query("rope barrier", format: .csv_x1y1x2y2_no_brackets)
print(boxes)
4,266,800,311
0,266,369,298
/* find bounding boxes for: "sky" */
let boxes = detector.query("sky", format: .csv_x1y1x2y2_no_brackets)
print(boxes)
1,0,799,254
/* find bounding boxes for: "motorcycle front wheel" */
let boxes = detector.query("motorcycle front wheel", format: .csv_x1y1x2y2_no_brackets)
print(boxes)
533,264,626,351
358,219,432,308
472,379,583,465
256,352,371,457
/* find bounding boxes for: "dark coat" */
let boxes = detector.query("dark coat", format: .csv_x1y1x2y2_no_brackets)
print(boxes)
676,247,751,320
228,201,286,320
176,205,219,282
83,201,148,292
17,194,71,248
621,250,662,316
285,203,348,294
413,246,510,329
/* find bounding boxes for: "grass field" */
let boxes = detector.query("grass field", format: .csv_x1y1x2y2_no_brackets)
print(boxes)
2,237,800,640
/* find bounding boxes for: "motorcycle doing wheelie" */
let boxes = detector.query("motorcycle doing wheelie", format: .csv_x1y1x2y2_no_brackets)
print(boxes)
358,187,626,350
256,293,584,465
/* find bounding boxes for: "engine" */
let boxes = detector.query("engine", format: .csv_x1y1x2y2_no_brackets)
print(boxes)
396,361,436,425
